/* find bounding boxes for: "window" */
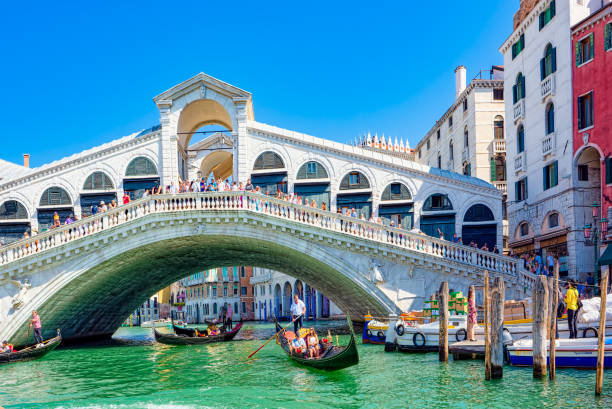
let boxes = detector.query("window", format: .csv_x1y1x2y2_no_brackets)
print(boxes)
437,129,441,140
39,187,72,206
543,161,558,190
549,213,559,228
540,44,557,80
578,92,594,130
125,157,157,176
515,177,528,201
463,99,468,112
494,116,504,139
426,139,430,150
512,73,525,104
606,23,612,51
512,33,525,59
539,0,555,30
253,151,285,170
437,155,441,168
576,33,594,66
83,172,114,190
545,103,555,135
517,125,525,153
493,88,504,100
448,115,453,128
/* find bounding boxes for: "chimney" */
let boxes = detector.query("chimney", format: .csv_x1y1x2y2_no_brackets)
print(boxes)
455,65,467,99
23,154,30,168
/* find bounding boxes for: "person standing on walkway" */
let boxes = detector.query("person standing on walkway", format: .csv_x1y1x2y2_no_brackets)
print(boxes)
29,310,43,347
290,294,306,333
564,280,579,339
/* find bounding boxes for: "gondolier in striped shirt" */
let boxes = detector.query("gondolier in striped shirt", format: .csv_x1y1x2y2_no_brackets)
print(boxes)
290,295,306,333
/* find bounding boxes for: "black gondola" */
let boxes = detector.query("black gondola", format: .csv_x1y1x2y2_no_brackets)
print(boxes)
153,320,243,345
0,330,62,364
274,316,359,371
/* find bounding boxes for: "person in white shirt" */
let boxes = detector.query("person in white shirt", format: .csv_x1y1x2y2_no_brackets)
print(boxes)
290,294,306,333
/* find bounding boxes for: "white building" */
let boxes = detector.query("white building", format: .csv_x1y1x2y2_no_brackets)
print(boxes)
250,267,341,321
500,0,601,277
414,66,508,250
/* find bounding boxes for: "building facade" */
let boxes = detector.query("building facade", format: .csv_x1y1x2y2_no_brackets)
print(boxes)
572,3,612,275
500,0,602,278
250,267,341,321
414,66,508,250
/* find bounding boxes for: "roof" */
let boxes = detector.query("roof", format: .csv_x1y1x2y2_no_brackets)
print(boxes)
0,159,33,184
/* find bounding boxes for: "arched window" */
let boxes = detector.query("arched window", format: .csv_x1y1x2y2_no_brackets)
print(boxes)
253,152,284,170
449,140,454,161
513,73,525,103
540,43,556,80
39,187,72,206
517,124,525,153
464,127,469,148
83,171,114,190
545,103,555,135
464,204,494,222
423,194,453,211
125,157,157,176
296,161,328,179
494,116,504,139
0,200,28,220
339,171,370,190
381,183,412,201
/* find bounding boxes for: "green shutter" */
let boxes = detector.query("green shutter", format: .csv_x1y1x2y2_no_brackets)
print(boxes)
490,157,496,181
576,41,583,66
590,33,595,60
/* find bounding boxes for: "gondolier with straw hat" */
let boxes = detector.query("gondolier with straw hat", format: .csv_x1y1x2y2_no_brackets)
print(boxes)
28,310,43,348
290,294,306,333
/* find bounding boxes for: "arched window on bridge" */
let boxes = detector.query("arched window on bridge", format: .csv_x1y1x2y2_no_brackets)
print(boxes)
251,151,287,195
0,200,30,246
123,157,160,200
462,204,497,249
419,193,455,240
379,183,413,229
294,161,330,209
81,171,117,217
38,187,74,230
337,171,372,219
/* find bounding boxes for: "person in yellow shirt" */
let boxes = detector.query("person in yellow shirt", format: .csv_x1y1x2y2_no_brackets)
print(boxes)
564,280,579,339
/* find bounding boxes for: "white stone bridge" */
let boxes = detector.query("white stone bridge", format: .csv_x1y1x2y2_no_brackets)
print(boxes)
0,191,535,346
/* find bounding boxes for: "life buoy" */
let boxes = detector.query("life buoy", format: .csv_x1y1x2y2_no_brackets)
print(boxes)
367,329,373,338
583,327,598,338
396,324,405,336
377,331,385,339
413,332,426,347
455,328,467,342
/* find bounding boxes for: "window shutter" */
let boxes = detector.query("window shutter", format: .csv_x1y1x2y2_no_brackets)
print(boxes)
540,58,545,80
550,0,555,17
576,41,582,66
552,47,557,72
512,84,517,104
577,96,583,129
490,157,496,181
590,33,595,59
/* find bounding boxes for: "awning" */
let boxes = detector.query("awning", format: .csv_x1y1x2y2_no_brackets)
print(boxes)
599,244,612,266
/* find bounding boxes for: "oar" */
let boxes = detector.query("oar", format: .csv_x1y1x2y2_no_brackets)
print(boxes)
247,315,300,359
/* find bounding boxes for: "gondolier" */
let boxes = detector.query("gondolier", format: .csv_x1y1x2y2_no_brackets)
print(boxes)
29,311,43,347
290,295,306,333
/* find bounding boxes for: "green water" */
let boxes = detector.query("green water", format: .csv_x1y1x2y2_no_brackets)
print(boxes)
1,322,612,408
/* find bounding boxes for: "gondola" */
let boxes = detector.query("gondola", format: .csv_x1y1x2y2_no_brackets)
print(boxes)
0,330,62,364
274,316,359,371
153,320,243,345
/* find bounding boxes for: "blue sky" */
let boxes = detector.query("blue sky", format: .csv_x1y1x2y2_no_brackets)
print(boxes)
0,1,517,167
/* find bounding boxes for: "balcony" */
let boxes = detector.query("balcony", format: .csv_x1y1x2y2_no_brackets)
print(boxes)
542,132,555,157
541,74,555,100
513,100,525,122
462,148,470,163
514,152,526,173
494,138,506,153
493,180,507,194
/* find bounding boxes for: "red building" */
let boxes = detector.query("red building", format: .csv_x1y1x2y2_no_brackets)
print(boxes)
572,4,612,241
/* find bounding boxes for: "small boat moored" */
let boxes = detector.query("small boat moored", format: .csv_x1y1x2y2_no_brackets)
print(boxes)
0,330,62,365
507,337,612,369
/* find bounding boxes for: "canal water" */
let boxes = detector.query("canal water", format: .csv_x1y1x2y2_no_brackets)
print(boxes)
1,321,611,408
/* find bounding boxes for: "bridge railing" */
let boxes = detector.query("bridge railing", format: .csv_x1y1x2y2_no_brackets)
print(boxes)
0,192,534,283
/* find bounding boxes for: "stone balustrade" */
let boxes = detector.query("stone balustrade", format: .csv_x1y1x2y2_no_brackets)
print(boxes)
0,192,532,284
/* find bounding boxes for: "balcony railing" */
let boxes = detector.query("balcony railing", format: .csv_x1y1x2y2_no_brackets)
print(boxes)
462,148,470,163
513,100,525,122
541,74,555,99
514,152,526,173
494,139,506,153
542,132,555,157
493,181,507,194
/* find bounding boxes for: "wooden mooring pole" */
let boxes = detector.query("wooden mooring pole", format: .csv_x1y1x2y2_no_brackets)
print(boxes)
596,266,608,395
490,276,504,379
438,281,449,362
532,275,549,378
549,261,559,380
484,270,491,380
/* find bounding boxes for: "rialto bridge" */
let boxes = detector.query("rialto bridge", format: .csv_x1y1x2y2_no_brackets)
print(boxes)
0,73,535,345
